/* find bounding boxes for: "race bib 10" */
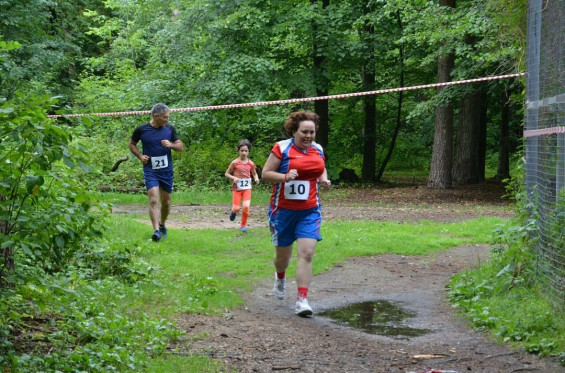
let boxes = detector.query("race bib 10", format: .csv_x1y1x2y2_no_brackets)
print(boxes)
284,180,309,200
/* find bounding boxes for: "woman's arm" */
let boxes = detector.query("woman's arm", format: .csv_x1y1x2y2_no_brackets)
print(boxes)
318,168,331,188
262,153,286,183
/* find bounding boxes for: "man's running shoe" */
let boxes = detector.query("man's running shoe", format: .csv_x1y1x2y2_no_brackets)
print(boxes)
151,230,161,242
159,224,168,238
295,298,313,317
273,275,286,300
240,226,247,233
229,211,236,221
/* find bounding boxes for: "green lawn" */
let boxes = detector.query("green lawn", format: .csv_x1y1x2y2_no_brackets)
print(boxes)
105,214,506,319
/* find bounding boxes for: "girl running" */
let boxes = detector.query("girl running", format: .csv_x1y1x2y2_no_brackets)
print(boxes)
225,139,260,232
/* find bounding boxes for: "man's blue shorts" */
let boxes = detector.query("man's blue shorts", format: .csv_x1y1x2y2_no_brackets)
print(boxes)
268,207,322,247
144,169,174,193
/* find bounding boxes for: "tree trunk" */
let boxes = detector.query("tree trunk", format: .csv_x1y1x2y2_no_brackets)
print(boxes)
377,10,405,182
311,0,330,150
452,90,483,184
0,194,13,283
427,0,455,190
496,88,511,180
477,87,488,181
361,23,376,182
428,97,454,189
315,99,329,149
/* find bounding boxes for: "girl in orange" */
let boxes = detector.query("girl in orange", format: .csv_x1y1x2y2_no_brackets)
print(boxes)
225,139,260,232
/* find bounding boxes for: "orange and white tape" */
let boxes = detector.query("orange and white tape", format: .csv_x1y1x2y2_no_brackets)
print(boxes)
523,127,565,138
47,72,525,119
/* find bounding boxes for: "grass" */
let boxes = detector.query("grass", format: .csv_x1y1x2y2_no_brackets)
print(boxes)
144,355,224,372
95,184,358,206
94,182,512,213
104,214,506,322
96,213,510,371
95,187,273,205
449,247,565,364
88,186,564,370
100,210,564,370
7,200,561,372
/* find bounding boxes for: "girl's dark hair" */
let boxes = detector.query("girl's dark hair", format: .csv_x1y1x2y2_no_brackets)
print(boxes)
283,111,319,137
237,139,252,151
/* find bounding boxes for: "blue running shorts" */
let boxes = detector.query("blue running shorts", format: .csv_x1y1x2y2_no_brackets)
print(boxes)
268,207,322,247
144,169,174,193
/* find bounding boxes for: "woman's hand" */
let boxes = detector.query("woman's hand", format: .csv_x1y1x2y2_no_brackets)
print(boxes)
285,169,298,181
319,179,331,188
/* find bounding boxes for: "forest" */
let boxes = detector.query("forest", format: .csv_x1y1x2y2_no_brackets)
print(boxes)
1,0,526,189
5,1,562,372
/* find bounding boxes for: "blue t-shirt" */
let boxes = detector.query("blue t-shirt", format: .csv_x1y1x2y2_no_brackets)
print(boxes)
131,123,180,173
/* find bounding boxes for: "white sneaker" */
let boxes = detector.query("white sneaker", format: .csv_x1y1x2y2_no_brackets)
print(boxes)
295,298,313,317
273,275,286,300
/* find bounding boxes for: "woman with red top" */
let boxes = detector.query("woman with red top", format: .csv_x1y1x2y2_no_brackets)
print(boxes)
261,111,331,317
225,139,260,232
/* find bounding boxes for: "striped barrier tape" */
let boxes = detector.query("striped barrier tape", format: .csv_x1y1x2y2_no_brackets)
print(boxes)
47,72,525,119
523,126,565,138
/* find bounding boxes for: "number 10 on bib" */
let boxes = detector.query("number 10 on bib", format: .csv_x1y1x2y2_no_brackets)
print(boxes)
284,180,309,200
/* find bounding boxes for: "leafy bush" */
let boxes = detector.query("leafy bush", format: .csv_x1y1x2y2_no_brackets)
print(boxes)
447,161,565,365
0,36,184,373
0,95,110,280
0,255,182,372
74,133,146,191
73,243,154,283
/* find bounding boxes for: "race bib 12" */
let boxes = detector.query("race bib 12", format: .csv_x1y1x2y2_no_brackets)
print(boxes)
236,178,252,190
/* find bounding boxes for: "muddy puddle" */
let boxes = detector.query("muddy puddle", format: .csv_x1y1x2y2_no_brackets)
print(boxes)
318,300,431,339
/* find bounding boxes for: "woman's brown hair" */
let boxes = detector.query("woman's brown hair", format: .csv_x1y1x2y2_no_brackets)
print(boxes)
283,111,319,137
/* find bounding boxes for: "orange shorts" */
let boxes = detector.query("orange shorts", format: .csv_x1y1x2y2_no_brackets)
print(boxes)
232,189,252,206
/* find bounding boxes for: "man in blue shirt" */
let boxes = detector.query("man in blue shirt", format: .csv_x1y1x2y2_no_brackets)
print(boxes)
129,103,184,241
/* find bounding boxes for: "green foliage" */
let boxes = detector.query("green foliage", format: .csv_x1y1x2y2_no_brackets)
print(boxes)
176,139,262,189
486,0,527,71
0,95,110,279
0,246,182,372
447,161,565,364
73,244,154,283
3,0,528,185
62,0,527,184
0,184,518,372
0,0,108,100
548,187,565,251
77,123,274,193
448,257,564,362
144,354,223,372
75,131,146,190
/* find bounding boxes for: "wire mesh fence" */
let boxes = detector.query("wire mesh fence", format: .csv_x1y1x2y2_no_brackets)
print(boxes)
525,0,564,308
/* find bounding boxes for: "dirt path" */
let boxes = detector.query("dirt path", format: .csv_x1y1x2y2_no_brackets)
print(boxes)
113,184,562,372
176,245,560,372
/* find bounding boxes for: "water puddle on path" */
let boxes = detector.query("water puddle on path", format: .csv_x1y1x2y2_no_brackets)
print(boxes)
318,300,431,339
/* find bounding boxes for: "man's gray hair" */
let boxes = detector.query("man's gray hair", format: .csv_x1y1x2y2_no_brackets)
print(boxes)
151,103,170,116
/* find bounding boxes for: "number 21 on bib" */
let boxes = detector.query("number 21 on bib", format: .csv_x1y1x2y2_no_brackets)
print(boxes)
151,155,168,170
